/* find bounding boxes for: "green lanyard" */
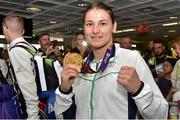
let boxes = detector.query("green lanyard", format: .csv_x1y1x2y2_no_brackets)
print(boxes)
90,73,97,119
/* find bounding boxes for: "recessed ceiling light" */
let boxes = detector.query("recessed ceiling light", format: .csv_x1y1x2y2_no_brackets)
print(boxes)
50,37,64,42
26,6,42,12
115,28,136,33
123,29,136,32
162,22,179,26
170,16,178,19
78,28,83,30
78,3,87,7
50,21,57,24
168,30,176,33
132,44,136,47
163,35,168,37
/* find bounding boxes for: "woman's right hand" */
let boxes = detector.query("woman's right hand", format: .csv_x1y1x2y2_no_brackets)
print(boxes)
60,62,81,92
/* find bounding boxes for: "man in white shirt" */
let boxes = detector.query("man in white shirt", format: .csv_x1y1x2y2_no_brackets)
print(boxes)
2,14,39,119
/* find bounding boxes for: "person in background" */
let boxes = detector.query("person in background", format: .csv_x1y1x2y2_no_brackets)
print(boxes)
143,40,154,63
0,47,4,59
119,35,132,49
169,91,180,119
2,49,10,64
0,47,8,80
71,33,88,58
64,45,72,55
0,47,8,84
1,49,12,85
55,2,168,119
156,58,176,100
171,37,180,92
38,33,51,55
147,39,172,79
172,49,178,59
2,14,39,119
0,58,8,82
38,33,61,61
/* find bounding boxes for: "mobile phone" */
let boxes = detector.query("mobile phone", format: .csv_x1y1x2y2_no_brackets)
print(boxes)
155,63,163,74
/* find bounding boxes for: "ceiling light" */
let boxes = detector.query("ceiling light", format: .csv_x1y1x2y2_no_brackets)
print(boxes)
115,28,136,33
168,30,176,33
162,22,179,26
0,35,5,38
78,3,87,7
26,6,42,12
78,28,83,30
163,35,168,37
123,29,136,32
50,37,64,42
115,30,123,33
132,44,136,47
170,16,177,19
50,21,56,24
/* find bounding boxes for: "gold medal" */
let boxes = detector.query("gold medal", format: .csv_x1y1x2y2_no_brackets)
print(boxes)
64,53,83,68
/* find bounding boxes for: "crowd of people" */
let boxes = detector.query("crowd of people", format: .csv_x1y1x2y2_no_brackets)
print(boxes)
0,1,180,119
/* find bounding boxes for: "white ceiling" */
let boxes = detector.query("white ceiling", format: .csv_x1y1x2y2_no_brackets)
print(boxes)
0,0,180,39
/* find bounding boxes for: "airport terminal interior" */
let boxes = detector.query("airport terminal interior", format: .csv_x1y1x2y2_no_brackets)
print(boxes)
0,0,180,119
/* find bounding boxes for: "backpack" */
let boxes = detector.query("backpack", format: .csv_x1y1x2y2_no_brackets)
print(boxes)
0,83,22,119
9,42,61,119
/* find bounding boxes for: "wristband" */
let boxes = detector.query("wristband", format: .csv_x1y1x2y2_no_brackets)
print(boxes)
131,81,144,97
59,86,73,94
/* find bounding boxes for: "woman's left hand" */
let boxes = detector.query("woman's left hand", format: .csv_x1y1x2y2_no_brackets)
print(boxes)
117,66,141,94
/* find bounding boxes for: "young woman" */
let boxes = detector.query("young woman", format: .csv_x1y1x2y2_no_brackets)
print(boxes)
71,33,88,58
156,58,176,100
55,2,168,119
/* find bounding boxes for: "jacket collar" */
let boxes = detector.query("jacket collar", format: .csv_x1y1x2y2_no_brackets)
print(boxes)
9,37,25,48
86,44,116,63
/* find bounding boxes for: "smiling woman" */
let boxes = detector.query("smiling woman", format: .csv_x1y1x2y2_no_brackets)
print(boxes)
83,3,116,55
55,2,168,119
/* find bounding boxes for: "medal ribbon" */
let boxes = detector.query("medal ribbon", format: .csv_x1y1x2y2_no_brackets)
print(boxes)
85,44,115,73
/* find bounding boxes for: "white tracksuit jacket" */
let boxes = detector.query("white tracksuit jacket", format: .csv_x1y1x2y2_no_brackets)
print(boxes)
9,37,39,119
55,44,168,119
